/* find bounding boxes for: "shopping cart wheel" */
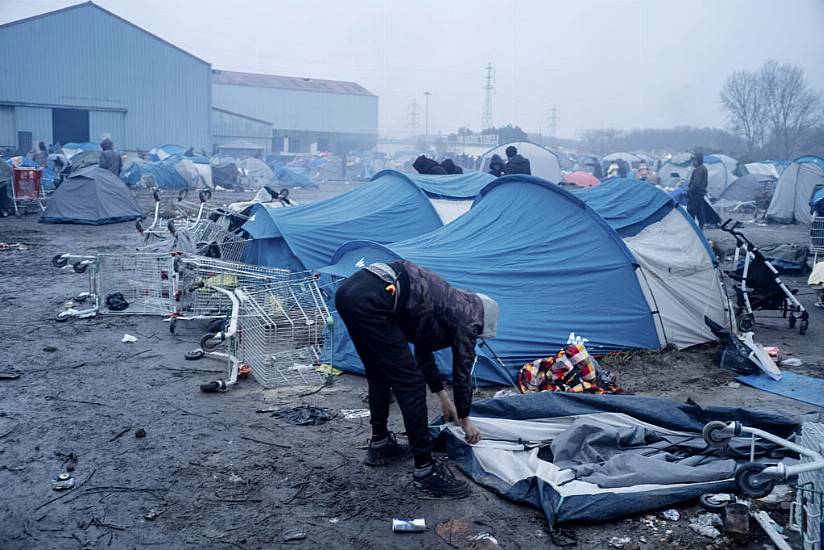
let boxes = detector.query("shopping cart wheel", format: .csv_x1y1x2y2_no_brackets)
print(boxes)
737,314,754,333
52,255,68,268
703,421,735,448
200,333,221,351
55,311,71,322
734,463,775,498
200,381,223,393
699,493,733,513
199,189,211,202
184,349,204,360
74,292,90,303
177,189,189,201
800,318,808,335
72,262,88,274
152,189,160,202
169,317,177,334
788,315,796,329
135,219,144,233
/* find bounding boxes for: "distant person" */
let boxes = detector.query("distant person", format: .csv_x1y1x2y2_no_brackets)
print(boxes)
412,155,446,175
687,153,709,228
617,159,629,178
607,161,619,178
184,146,194,157
637,161,650,181
33,141,48,167
0,153,12,216
502,146,531,175
488,154,505,177
99,138,122,176
440,158,463,174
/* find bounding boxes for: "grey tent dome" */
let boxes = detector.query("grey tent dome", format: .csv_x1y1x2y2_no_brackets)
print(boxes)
41,166,143,225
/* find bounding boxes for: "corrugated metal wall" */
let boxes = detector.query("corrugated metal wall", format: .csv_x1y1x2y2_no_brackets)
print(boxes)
0,4,211,150
212,84,378,137
14,106,52,146
211,109,272,153
89,110,125,144
0,106,14,147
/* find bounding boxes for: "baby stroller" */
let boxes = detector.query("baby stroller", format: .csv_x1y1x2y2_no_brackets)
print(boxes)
721,219,809,335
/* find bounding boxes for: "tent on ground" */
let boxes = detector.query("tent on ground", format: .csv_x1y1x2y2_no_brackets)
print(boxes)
275,166,319,189
147,144,186,161
383,170,496,223
40,166,142,225
435,392,802,525
796,155,824,171
479,142,562,182
120,156,195,189
239,157,274,188
716,174,777,204
601,152,642,173
766,161,824,224
322,175,730,384
658,153,738,198
242,170,444,272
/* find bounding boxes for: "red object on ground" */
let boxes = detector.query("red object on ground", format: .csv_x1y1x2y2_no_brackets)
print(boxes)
13,167,43,201
564,171,600,187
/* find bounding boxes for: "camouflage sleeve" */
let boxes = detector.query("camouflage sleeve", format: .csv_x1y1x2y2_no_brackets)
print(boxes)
415,347,444,394
452,327,477,419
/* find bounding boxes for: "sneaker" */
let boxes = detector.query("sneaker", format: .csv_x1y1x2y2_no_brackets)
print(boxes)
412,461,471,499
364,432,411,466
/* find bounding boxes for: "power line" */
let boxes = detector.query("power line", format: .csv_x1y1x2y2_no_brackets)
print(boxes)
481,62,495,130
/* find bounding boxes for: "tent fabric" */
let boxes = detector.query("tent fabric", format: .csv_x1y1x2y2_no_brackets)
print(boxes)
120,156,191,189
659,154,737,198
717,174,777,203
796,155,824,170
743,162,780,179
322,176,661,384
40,166,142,225
276,166,319,189
243,170,444,271
62,142,101,159
479,142,562,183
434,392,804,525
767,161,824,224
564,171,600,187
573,178,729,348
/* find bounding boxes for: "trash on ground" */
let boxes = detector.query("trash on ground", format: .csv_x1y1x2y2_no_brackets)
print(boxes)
689,513,722,538
779,357,802,367
328,518,339,524
143,508,165,521
341,408,370,419
608,536,630,548
392,518,426,532
660,509,680,521
764,346,780,359
42,345,58,352
135,428,146,438
316,363,342,376
51,472,75,491
724,502,750,538
758,484,793,504
282,528,307,541
727,381,741,388
121,334,138,343
751,510,792,550
275,405,335,425
0,371,22,380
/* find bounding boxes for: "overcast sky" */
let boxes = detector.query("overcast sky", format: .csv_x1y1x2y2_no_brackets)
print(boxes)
3,0,823,138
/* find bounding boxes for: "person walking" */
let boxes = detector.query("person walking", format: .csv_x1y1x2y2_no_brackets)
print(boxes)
335,261,499,499
687,152,709,228
99,138,122,176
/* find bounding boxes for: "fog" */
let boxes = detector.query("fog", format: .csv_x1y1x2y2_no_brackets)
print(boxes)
4,0,823,138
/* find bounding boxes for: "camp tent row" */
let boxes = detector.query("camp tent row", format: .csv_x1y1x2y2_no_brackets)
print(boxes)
317,176,730,384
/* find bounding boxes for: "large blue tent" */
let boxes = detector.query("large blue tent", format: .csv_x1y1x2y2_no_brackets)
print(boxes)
242,170,444,272
321,175,663,384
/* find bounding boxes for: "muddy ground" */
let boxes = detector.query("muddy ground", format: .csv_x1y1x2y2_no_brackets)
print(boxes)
0,183,821,549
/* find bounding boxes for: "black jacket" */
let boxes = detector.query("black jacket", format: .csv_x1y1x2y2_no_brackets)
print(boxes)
413,155,447,175
503,154,531,175
392,260,483,418
440,159,463,174
488,154,505,177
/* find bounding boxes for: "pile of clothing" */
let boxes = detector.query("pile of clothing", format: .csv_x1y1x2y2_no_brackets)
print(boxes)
518,343,619,394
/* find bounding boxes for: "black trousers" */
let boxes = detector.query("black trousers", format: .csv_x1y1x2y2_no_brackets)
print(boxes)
335,270,433,466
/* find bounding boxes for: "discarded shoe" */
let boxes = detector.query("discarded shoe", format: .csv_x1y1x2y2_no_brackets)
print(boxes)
364,432,410,466
412,461,470,499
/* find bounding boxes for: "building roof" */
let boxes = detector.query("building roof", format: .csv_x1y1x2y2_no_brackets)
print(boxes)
212,69,375,97
0,1,210,66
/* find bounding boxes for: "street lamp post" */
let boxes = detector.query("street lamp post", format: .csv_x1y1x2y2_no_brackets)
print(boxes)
424,91,431,138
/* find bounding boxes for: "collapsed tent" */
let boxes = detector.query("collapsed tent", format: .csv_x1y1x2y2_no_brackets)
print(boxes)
716,174,777,204
211,158,239,189
322,175,728,384
242,170,443,271
380,170,496,223
275,166,319,189
120,156,193,189
479,142,562,182
40,166,142,225
435,392,803,525
766,161,824,224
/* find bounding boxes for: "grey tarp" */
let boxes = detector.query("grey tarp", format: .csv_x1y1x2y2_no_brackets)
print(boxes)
767,162,824,224
40,166,142,225
717,174,777,203
433,392,807,525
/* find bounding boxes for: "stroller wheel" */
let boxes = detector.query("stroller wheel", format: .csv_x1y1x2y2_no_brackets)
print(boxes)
72,262,88,274
800,319,808,335
789,315,796,329
52,254,68,268
737,315,754,333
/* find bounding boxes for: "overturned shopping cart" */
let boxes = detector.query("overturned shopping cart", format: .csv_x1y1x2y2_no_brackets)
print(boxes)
186,275,330,390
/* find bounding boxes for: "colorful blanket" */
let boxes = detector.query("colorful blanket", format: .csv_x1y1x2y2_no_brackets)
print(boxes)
518,343,619,394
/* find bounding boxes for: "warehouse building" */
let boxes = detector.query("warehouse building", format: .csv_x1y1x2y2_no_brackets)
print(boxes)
0,2,211,153
211,70,378,155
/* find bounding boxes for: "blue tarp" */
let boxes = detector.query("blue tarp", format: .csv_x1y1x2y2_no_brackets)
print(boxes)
120,156,189,189
372,170,496,199
812,187,824,210
276,166,319,189
321,175,661,384
435,392,803,525
243,170,444,271
572,178,673,237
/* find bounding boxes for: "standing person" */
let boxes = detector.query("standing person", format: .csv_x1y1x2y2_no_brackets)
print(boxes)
33,142,48,167
502,145,531,175
99,138,122,176
488,154,505,177
687,152,709,228
617,159,629,179
335,261,500,499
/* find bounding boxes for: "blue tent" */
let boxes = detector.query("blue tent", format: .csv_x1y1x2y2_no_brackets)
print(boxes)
275,166,319,189
796,155,824,170
379,170,496,199
321,176,663,384
120,156,190,189
242,170,444,271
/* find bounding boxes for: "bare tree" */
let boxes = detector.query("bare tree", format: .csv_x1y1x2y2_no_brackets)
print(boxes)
760,60,821,158
720,70,767,160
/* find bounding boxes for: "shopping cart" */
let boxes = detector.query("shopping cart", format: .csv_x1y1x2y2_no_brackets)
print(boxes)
12,167,45,215
171,254,290,333
812,214,824,265
186,274,330,390
790,423,824,550
53,252,177,322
